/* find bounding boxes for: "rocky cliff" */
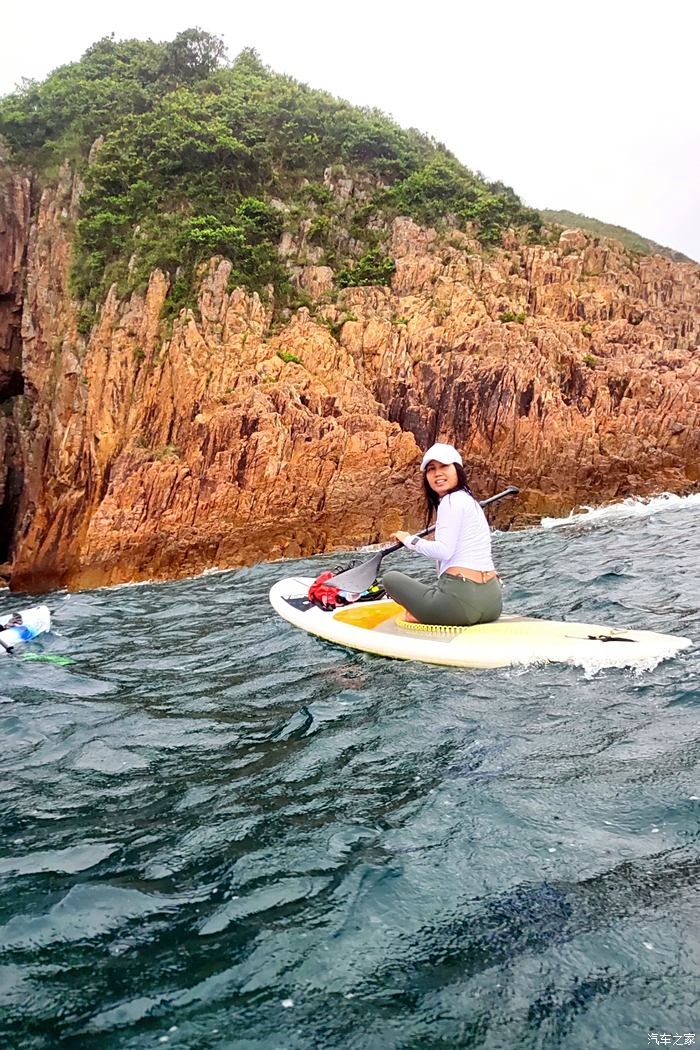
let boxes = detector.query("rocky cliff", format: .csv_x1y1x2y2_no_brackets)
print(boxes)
0,161,31,568
1,164,699,593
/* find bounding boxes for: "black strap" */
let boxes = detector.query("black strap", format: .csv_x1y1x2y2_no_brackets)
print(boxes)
284,596,314,612
587,634,637,643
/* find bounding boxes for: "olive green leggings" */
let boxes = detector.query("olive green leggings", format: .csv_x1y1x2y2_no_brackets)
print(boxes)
382,570,503,627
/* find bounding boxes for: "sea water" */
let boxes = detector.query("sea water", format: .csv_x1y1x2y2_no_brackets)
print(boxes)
1,495,698,1050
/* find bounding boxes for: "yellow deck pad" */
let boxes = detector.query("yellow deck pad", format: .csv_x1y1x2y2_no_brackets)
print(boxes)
333,601,403,630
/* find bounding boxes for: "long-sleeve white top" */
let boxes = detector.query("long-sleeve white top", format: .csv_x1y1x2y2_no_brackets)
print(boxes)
406,490,495,576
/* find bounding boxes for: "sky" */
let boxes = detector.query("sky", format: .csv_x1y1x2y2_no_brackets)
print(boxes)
4,0,699,260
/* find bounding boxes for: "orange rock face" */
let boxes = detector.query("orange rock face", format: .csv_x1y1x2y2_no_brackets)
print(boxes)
1,170,699,593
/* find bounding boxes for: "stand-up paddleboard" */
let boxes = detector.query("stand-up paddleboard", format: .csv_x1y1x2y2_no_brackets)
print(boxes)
0,606,52,653
269,578,692,671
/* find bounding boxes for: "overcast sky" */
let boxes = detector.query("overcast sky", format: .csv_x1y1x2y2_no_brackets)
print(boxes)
4,0,699,260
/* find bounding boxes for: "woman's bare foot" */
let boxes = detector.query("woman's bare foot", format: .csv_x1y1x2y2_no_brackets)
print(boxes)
402,610,419,623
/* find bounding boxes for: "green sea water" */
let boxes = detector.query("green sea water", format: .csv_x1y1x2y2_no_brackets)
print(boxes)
1,495,698,1049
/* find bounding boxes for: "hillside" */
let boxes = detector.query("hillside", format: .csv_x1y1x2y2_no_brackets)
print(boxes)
540,209,692,263
0,30,540,325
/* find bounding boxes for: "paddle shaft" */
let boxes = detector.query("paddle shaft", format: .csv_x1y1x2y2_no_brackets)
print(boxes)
378,485,520,558
329,485,519,592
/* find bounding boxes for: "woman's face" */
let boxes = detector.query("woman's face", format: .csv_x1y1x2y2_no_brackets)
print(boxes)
425,460,458,496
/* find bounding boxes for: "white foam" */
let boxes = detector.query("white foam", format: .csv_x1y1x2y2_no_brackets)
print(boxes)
541,492,700,530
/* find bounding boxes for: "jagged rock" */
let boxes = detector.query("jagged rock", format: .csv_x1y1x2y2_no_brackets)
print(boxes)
297,266,334,297
559,228,588,252
0,164,31,399
0,163,32,561
88,136,104,165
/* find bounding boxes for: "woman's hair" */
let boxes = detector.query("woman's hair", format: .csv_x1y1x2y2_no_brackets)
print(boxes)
423,462,474,524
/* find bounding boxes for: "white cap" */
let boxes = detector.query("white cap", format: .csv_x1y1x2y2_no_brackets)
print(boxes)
420,443,463,472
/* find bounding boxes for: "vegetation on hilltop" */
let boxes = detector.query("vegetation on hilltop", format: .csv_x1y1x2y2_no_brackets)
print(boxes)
0,29,542,316
541,209,693,264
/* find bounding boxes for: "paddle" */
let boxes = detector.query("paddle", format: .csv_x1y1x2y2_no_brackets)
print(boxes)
329,485,520,594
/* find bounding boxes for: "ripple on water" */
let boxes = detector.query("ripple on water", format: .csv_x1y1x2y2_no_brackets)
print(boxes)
0,498,698,1049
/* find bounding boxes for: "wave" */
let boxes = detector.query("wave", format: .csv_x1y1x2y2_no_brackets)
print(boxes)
541,491,700,530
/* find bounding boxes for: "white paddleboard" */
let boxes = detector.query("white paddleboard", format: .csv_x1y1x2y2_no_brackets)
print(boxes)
269,577,692,671
0,606,52,651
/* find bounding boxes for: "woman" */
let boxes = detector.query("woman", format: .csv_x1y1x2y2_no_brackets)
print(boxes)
384,443,502,626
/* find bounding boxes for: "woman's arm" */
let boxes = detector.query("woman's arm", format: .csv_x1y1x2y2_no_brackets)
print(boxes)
395,494,465,561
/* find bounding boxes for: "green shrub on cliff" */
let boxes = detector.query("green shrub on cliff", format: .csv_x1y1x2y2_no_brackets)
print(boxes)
0,29,541,311
276,349,302,364
380,157,541,243
0,31,226,171
336,249,397,289
75,306,95,335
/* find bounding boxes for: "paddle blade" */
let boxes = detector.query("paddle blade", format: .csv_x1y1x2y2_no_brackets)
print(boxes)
330,551,385,593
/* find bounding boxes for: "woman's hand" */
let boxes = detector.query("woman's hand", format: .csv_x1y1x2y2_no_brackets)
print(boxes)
391,531,413,546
